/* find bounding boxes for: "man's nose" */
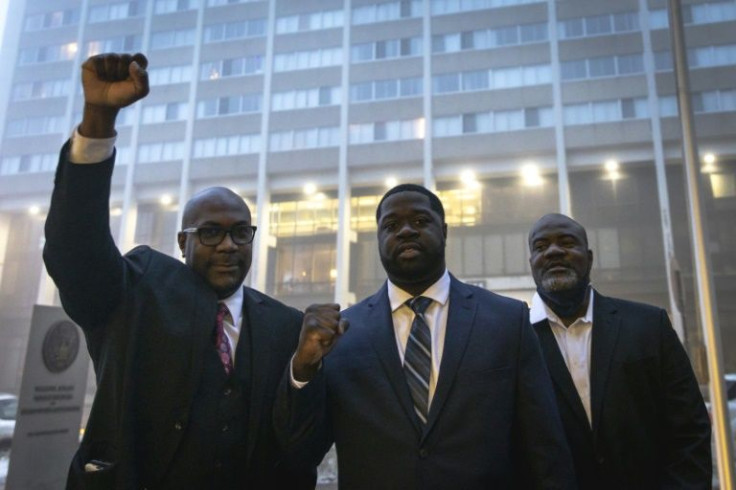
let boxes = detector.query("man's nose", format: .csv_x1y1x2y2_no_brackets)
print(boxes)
217,231,239,250
397,222,419,236
544,243,565,256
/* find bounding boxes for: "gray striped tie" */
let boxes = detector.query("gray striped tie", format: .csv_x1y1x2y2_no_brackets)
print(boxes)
404,296,433,425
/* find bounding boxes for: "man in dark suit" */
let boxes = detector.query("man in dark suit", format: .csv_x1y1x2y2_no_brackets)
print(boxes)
527,213,711,489
276,184,576,489
43,53,318,489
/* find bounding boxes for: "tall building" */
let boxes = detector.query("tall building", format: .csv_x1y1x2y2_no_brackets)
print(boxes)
0,0,734,397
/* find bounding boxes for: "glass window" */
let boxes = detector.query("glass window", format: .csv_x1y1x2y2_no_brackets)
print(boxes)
585,15,612,35
561,60,587,80
588,56,616,78
434,73,460,94
560,18,584,38
462,70,489,91
617,54,644,74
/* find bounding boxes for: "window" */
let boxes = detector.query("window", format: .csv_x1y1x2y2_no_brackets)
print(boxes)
149,65,193,85
204,19,267,42
200,56,263,80
193,134,260,157
25,8,80,30
151,29,196,49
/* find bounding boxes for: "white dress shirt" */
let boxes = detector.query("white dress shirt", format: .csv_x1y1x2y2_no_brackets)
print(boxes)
530,288,595,425
69,127,116,164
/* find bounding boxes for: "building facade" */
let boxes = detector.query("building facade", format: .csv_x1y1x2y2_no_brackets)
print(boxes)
0,0,735,397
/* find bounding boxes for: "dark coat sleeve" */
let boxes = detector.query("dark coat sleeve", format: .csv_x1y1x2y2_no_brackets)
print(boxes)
657,309,712,488
43,142,131,330
511,302,578,489
273,360,333,469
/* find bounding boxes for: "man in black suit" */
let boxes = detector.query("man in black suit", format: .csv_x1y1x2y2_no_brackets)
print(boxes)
528,213,711,489
276,184,576,489
43,53,320,489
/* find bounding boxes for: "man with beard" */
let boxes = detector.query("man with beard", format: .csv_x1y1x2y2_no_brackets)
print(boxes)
275,184,576,489
43,52,320,489
528,213,711,489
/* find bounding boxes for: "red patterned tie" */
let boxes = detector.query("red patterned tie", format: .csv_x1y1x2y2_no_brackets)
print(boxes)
214,303,234,375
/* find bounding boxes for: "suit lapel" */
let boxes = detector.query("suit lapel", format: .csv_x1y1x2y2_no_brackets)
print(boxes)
423,276,475,440
240,286,271,462
533,319,591,428
366,283,424,435
590,292,620,437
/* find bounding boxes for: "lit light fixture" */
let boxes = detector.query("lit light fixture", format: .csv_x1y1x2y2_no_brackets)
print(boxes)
329,268,337,280
110,207,123,217
314,192,327,201
303,182,317,196
702,152,717,173
415,118,426,139
604,159,621,181
521,164,543,187
385,177,398,188
460,169,476,184
29,205,40,215
159,194,173,206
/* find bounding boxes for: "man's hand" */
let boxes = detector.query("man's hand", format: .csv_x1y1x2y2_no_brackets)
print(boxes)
293,304,349,382
79,53,149,138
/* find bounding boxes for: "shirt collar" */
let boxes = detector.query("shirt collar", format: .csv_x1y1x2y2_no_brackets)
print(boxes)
387,269,450,313
530,287,595,326
220,286,244,327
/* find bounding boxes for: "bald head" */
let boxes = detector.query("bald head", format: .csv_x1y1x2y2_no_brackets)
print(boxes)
528,213,588,251
182,187,249,229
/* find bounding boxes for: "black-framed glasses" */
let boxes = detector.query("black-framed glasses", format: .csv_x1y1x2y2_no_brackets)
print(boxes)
182,225,257,246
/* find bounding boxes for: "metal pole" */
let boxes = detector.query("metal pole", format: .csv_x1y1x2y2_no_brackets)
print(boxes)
667,1,735,487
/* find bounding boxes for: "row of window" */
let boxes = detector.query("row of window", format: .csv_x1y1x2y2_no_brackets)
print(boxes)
434,64,551,94
270,127,340,152
351,77,422,102
352,37,422,62
200,56,263,80
272,87,341,111
12,79,72,101
192,134,261,158
434,107,552,136
24,0,736,38
561,54,644,81
432,22,547,54
197,95,262,118
3,89,734,159
349,119,425,144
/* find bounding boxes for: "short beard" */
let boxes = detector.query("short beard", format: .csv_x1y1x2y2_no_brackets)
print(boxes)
541,269,579,292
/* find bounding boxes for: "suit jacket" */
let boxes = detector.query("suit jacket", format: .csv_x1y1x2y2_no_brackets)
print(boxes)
276,277,577,489
43,142,314,489
533,291,711,489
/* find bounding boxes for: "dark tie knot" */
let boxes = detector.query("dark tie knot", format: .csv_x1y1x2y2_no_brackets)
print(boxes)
408,296,432,315
216,303,230,323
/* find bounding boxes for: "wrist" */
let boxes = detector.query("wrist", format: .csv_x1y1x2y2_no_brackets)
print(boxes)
79,103,119,138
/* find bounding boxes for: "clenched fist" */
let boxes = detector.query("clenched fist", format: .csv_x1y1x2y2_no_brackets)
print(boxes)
79,52,150,138
293,304,349,382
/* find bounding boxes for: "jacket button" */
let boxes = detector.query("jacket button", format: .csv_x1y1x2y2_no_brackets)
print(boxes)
222,424,229,432
174,422,183,431
223,387,232,396
419,448,428,458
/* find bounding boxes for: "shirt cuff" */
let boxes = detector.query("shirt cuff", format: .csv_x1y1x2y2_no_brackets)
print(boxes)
69,126,117,164
290,355,320,389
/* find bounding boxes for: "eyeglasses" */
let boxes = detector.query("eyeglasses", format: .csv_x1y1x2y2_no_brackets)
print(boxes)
182,225,257,246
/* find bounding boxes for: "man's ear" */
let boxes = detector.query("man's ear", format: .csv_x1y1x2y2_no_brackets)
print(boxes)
442,222,448,239
177,232,187,258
